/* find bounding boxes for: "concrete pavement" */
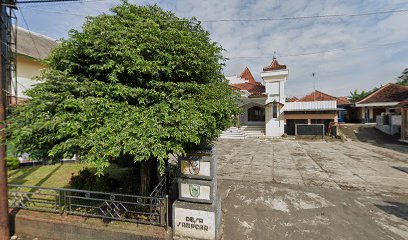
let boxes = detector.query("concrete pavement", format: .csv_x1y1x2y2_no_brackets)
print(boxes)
215,138,408,240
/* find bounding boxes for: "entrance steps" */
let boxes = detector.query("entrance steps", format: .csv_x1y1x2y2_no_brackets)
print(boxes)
219,126,265,139
219,127,247,139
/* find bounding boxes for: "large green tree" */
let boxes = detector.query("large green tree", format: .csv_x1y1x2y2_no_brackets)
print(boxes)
8,2,239,194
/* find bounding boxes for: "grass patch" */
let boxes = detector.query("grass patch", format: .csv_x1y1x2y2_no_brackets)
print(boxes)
7,163,130,189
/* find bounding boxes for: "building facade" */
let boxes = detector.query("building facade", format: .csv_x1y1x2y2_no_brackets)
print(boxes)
223,58,341,138
9,26,58,104
354,83,408,123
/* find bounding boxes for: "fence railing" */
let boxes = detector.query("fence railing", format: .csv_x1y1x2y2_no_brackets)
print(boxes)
8,184,168,226
8,184,63,214
149,176,167,198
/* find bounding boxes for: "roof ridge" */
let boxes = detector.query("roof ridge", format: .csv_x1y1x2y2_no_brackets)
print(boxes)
356,83,391,104
263,57,287,72
240,67,257,84
15,25,58,42
300,90,336,101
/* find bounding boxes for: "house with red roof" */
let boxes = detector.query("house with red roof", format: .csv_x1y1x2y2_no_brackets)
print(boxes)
355,83,408,122
354,83,408,136
223,58,342,138
397,100,408,141
294,90,351,122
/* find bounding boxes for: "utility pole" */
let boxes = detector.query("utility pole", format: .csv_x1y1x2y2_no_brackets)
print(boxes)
0,1,9,237
0,1,16,239
0,1,10,235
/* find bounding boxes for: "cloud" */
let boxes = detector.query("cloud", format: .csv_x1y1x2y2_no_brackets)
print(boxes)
18,0,408,97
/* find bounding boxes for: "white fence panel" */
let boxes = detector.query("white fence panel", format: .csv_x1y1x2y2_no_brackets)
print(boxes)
285,101,337,111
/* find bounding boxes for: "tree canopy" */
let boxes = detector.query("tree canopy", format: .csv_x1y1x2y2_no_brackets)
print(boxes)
8,2,239,174
397,68,408,86
349,89,371,102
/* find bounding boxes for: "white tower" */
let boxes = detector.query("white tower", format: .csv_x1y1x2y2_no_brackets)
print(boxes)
260,58,289,137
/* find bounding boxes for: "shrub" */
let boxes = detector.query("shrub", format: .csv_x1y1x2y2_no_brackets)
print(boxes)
69,168,119,192
7,157,20,170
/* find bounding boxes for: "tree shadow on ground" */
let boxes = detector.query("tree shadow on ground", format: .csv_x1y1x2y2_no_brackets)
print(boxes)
8,164,63,236
392,166,408,174
33,164,62,187
8,166,40,185
375,201,408,221
340,124,408,155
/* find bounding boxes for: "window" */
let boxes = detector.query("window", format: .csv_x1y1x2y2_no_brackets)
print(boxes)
248,106,265,121
272,103,278,118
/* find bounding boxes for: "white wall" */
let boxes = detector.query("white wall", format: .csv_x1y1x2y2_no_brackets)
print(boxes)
376,114,401,135
391,115,402,126
265,103,284,136
261,69,288,136
284,101,337,111
15,55,45,98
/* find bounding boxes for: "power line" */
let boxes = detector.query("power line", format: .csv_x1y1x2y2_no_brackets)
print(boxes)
18,0,107,8
23,7,91,16
15,7,408,22
19,8,42,58
196,9,408,23
18,6,408,60
16,0,82,4
227,41,408,60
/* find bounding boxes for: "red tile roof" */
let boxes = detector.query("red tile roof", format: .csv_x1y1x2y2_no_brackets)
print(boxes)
297,90,350,105
287,97,299,102
337,96,351,105
357,83,408,104
263,57,287,71
231,83,265,94
248,93,267,98
240,67,258,84
231,67,265,94
397,99,408,107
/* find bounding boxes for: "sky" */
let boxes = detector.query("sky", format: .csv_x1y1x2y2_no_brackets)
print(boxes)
16,0,408,98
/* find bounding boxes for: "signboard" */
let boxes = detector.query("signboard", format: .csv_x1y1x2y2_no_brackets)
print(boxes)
174,207,216,240
179,155,215,180
178,179,216,204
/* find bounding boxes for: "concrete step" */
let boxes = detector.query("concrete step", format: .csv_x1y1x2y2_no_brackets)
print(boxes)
220,126,266,139
220,127,248,139
219,135,246,139
244,130,265,133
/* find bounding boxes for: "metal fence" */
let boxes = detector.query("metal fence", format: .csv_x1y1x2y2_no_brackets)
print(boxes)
8,184,63,214
149,176,167,198
8,184,168,226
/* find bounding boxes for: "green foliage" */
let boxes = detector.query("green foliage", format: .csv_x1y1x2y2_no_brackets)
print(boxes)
8,3,239,174
397,68,408,86
349,89,369,102
6,157,20,170
69,168,119,192
349,87,379,102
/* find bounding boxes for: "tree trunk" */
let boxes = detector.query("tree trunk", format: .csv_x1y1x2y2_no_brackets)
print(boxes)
139,159,158,196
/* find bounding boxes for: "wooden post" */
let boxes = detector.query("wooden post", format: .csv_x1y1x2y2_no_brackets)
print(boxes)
0,2,10,239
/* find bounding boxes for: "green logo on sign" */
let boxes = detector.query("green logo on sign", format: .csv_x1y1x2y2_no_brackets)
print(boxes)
189,184,200,197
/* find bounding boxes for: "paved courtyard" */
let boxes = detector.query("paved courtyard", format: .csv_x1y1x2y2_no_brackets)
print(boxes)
215,138,408,240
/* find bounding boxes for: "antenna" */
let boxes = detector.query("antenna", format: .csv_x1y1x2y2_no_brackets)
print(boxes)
311,72,317,100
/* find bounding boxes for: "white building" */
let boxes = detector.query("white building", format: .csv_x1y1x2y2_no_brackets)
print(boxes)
9,26,58,104
222,58,340,138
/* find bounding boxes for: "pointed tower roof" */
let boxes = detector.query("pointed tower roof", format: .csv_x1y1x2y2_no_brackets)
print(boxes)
230,67,265,95
263,57,287,72
240,67,258,84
